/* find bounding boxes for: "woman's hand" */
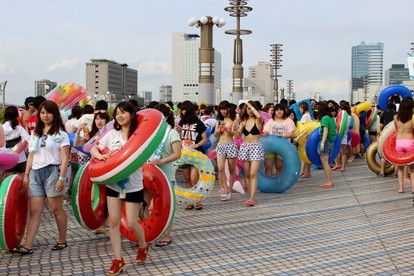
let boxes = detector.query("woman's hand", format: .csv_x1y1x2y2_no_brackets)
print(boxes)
149,158,163,166
175,125,182,132
23,174,30,187
56,179,64,193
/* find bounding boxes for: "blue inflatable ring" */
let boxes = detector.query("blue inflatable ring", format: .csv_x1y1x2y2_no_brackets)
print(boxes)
305,127,341,167
68,132,91,156
257,135,300,193
378,85,412,111
289,99,315,121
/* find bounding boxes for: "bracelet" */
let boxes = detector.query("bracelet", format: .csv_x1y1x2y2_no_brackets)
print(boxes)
59,176,67,181
321,143,325,146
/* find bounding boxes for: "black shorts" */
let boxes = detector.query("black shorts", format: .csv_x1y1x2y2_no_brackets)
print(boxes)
369,131,377,136
106,188,144,203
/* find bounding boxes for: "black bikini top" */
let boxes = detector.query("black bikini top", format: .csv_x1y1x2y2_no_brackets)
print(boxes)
242,122,261,136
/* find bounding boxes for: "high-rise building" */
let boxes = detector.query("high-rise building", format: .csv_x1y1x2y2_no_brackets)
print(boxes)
159,84,172,103
384,64,410,86
86,59,138,105
34,79,57,96
144,91,152,106
172,33,221,103
243,62,273,103
350,42,384,103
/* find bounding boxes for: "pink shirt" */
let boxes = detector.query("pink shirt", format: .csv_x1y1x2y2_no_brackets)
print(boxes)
264,118,296,137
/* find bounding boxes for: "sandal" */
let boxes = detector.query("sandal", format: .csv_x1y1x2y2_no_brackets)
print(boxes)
195,203,203,210
11,245,33,255
51,242,68,251
155,239,172,247
185,204,194,210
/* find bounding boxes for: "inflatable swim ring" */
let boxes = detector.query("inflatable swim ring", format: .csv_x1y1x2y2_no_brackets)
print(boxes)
383,130,414,166
89,109,168,184
305,127,341,167
174,148,215,203
349,130,361,148
120,164,174,243
257,135,300,193
68,132,91,156
366,107,378,129
0,175,28,251
378,122,395,156
82,121,114,153
336,111,349,139
295,121,320,163
365,141,395,175
0,148,19,172
289,99,315,121
355,101,371,115
378,85,412,111
71,162,107,230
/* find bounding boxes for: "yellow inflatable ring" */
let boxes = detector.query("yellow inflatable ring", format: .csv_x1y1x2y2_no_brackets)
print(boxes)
355,101,371,114
365,141,395,175
295,121,320,163
174,149,215,204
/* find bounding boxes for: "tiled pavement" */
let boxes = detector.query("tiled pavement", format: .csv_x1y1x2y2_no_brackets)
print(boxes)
1,158,414,275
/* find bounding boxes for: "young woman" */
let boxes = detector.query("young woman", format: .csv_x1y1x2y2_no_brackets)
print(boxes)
393,97,414,194
2,106,31,179
233,101,263,207
294,102,313,178
317,102,337,188
149,104,182,247
332,103,351,172
175,100,208,210
214,100,238,201
263,104,296,177
12,100,70,254
90,102,149,274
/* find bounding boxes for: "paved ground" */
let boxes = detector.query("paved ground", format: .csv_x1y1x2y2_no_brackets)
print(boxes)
1,158,414,276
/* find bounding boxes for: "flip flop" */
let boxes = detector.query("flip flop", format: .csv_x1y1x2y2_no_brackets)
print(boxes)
331,167,340,171
11,246,33,255
339,169,346,172
51,242,68,251
155,240,172,247
244,200,255,207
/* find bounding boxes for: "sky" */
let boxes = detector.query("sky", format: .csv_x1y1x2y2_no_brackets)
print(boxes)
1,0,413,106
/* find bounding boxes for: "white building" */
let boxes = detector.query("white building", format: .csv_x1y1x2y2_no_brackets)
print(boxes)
243,62,273,104
159,84,172,103
172,33,221,103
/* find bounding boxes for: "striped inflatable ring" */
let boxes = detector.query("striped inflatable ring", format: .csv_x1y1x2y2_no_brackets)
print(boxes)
365,142,395,175
0,175,28,251
378,122,395,156
305,127,341,167
68,132,91,156
258,135,300,193
89,109,168,184
120,164,175,243
378,85,412,111
71,162,107,230
366,107,378,129
82,121,114,153
336,111,349,139
383,130,414,166
174,148,215,204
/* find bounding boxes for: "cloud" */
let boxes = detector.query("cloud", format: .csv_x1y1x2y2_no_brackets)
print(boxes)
47,58,79,72
0,62,6,73
138,61,171,76
296,76,349,100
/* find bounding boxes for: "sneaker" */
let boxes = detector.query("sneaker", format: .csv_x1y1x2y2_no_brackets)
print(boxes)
107,258,126,275
226,193,232,200
136,244,150,265
347,156,354,162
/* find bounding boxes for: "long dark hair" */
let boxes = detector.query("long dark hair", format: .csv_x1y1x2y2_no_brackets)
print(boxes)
397,97,414,124
90,111,110,138
240,101,260,121
113,101,137,139
154,104,175,127
216,100,236,121
35,100,65,136
317,102,332,120
4,106,19,129
68,105,83,120
179,100,198,125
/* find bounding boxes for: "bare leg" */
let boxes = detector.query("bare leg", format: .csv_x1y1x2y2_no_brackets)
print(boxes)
125,201,147,249
320,155,333,186
22,197,46,249
47,195,67,244
248,160,262,202
216,155,227,192
227,157,237,193
397,166,404,193
107,196,123,260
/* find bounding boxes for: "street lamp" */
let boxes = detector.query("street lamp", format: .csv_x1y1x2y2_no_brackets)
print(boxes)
270,44,283,103
0,81,7,109
225,0,252,104
188,16,225,105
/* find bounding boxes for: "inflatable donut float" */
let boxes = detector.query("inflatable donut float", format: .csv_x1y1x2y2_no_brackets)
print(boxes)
257,135,300,193
174,148,215,203
89,109,168,184
295,121,320,163
349,130,361,148
378,122,395,156
289,99,315,121
0,148,19,172
82,121,114,153
305,127,341,167
71,162,107,230
365,141,394,175
378,85,412,111
366,107,378,129
352,101,371,115
68,132,91,156
383,130,414,166
120,164,175,243
336,111,349,139
0,175,28,251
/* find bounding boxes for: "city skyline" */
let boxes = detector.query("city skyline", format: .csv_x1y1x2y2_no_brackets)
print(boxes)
1,0,413,105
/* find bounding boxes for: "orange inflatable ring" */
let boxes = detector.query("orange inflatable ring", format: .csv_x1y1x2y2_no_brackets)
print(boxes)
89,109,168,184
120,164,174,243
0,175,28,251
383,130,414,166
71,162,107,230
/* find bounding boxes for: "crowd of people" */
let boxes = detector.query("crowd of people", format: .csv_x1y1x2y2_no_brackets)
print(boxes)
0,94,413,275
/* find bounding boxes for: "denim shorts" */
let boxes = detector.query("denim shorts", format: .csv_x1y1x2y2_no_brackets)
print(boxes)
29,164,65,197
318,140,334,156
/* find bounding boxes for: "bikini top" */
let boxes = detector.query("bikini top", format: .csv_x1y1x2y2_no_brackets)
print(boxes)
242,122,260,136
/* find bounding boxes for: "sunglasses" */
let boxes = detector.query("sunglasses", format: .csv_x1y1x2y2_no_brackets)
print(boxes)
94,110,107,114
40,134,47,148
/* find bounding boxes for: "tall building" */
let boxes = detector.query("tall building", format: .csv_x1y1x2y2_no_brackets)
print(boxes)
172,33,221,103
350,42,384,103
34,79,57,96
384,64,410,86
159,84,172,103
144,91,152,106
243,62,273,103
86,59,138,106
